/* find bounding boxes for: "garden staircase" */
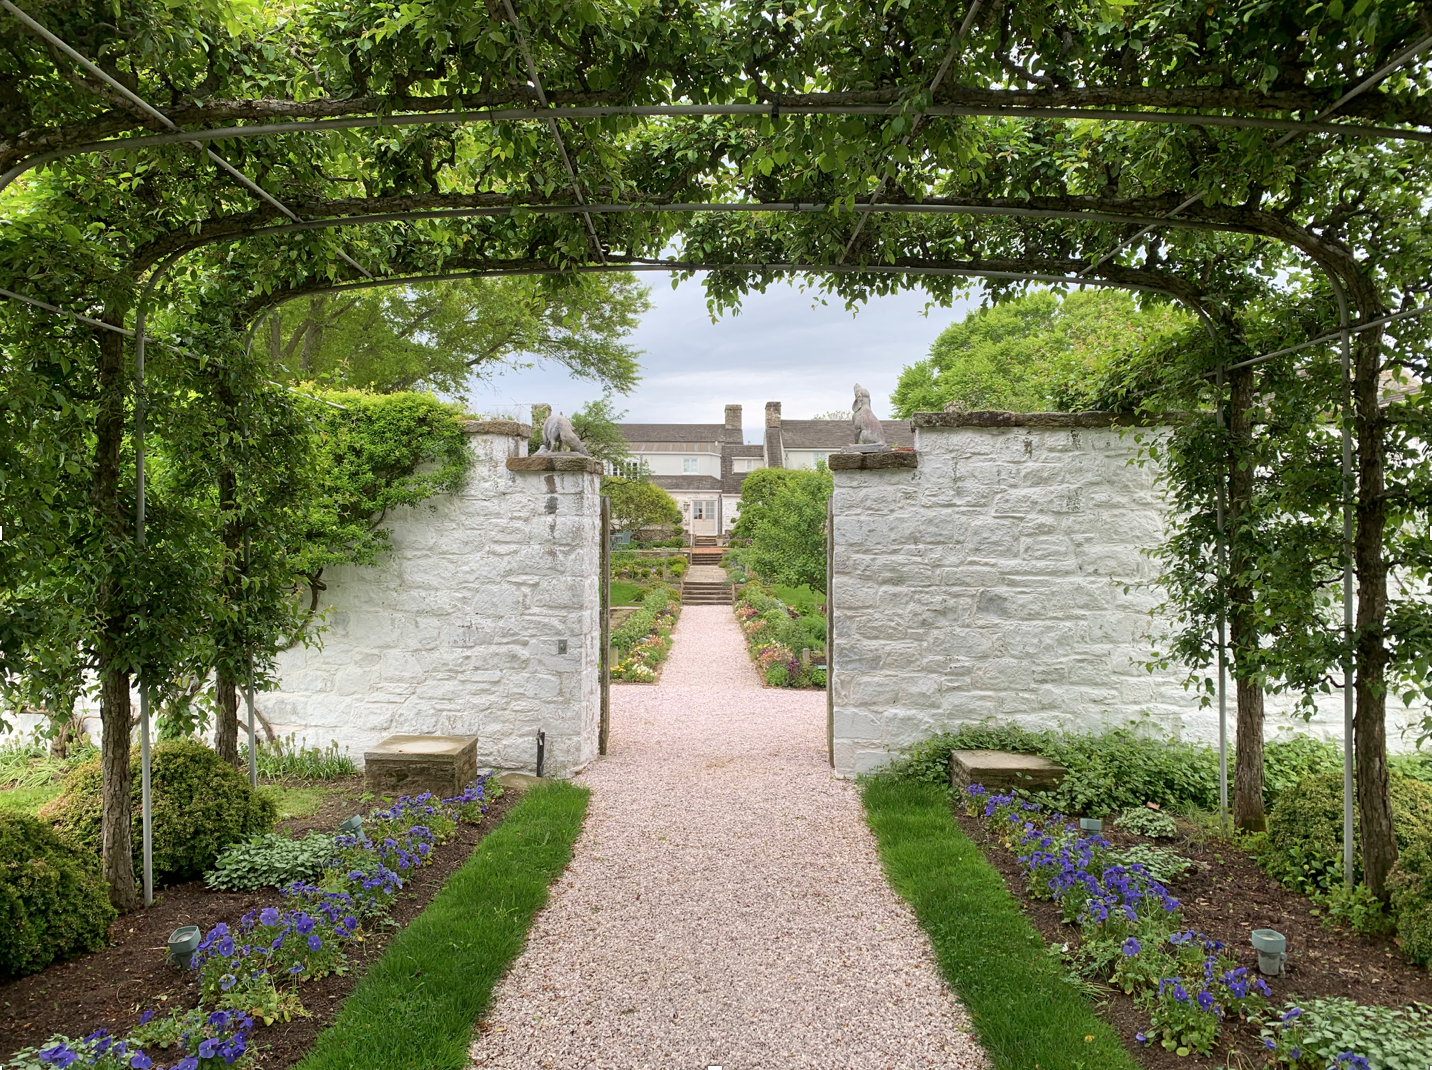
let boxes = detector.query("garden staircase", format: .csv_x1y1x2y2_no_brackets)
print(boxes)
681,580,734,605
689,546,726,566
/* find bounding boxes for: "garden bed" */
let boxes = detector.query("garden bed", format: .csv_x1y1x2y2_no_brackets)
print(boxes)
957,802,1432,1068
609,585,680,683
0,785,517,1068
732,581,826,688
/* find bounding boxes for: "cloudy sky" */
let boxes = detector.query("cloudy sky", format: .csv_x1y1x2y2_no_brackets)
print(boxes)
466,273,981,442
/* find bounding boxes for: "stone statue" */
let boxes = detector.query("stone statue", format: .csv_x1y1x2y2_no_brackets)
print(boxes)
852,383,887,446
537,410,589,455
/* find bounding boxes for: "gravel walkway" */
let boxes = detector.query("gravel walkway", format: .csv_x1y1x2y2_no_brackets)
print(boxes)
470,606,985,1070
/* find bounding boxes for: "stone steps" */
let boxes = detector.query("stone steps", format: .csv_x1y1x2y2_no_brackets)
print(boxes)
682,581,733,605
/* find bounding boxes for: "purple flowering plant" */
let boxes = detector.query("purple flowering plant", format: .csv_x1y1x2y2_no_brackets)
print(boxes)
14,1011,254,1070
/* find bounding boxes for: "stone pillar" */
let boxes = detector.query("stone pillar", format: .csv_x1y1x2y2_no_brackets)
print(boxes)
264,422,603,779
724,403,743,443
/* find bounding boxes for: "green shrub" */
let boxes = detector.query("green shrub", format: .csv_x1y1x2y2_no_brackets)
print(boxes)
1265,771,1432,892
888,722,1221,816
1392,834,1432,963
204,831,339,892
42,739,278,886
1261,997,1432,1069
1263,734,1343,807
0,810,115,978
611,584,679,655
765,664,789,687
1114,806,1178,839
240,736,357,781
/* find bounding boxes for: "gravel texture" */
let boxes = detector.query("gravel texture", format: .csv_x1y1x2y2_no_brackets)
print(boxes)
470,605,986,1070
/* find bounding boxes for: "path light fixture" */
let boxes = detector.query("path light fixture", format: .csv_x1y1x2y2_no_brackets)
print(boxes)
1078,818,1103,833
167,925,201,966
1251,929,1287,976
536,730,547,778
339,815,363,835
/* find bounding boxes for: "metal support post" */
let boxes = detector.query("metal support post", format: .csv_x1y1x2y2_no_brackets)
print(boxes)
599,495,611,755
1331,275,1357,888
1215,364,1228,826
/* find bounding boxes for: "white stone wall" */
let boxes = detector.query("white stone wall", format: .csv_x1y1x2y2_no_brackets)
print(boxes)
829,417,1423,778
261,427,602,778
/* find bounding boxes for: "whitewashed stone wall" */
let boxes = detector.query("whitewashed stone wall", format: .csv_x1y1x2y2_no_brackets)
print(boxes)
261,422,602,778
828,413,1421,778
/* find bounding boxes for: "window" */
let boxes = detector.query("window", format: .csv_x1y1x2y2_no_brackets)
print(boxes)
692,500,716,520
733,457,763,472
682,457,699,473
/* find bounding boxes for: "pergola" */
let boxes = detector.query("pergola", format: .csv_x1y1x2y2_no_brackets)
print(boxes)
3,0,1429,904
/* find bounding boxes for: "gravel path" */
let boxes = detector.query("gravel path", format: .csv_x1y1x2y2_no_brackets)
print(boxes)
470,606,985,1070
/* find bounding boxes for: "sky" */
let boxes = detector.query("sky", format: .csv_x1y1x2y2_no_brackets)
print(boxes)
466,273,980,443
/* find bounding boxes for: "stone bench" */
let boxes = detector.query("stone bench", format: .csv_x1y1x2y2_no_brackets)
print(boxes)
364,734,479,799
950,749,1067,793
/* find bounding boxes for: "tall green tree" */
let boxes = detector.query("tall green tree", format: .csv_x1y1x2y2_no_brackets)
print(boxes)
263,276,648,395
739,468,833,593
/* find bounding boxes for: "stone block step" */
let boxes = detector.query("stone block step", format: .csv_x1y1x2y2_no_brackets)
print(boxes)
949,749,1067,794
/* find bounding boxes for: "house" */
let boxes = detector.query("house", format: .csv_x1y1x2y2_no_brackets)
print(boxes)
616,402,912,538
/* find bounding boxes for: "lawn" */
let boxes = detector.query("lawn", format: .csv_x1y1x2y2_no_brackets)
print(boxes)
0,783,61,814
768,583,824,613
259,783,337,820
610,581,647,606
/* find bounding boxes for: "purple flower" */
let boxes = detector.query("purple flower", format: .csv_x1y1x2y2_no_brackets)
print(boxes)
139,1010,156,1026
1196,989,1216,1012
129,1053,152,1070
174,1058,199,1070
1255,978,1272,997
1121,938,1140,956
1264,1038,1277,1051
215,936,234,957
1135,1032,1147,1046
295,915,316,935
198,1039,217,1059
259,907,279,926
37,1044,78,1068
1282,1007,1302,1023
208,1011,229,1030
307,934,323,951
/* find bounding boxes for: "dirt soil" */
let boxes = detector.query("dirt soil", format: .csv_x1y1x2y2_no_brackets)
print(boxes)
957,810,1432,1068
0,784,518,1068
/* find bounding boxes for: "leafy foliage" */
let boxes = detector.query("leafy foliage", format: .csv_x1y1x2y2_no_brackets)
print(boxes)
891,290,1190,416
609,586,680,683
733,581,827,688
0,810,115,979
1262,998,1432,1070
240,737,357,782
265,275,647,395
204,832,339,893
1113,807,1178,840
602,477,681,536
42,740,278,885
736,468,832,593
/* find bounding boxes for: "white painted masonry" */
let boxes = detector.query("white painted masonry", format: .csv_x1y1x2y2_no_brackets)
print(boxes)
828,413,1422,778
261,422,603,778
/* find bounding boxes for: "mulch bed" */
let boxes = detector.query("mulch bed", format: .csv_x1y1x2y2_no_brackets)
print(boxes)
956,809,1432,1068
0,784,518,1068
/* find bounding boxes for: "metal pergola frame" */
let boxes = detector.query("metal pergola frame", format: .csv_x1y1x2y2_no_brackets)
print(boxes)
5,0,1422,904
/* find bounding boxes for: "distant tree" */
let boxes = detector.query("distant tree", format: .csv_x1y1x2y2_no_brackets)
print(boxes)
745,467,833,592
810,410,852,421
890,289,1189,416
602,478,681,535
729,468,799,543
264,275,649,395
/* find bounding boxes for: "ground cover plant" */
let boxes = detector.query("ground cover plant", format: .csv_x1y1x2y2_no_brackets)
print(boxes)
733,581,826,688
1,777,507,1069
609,585,679,683
295,781,589,1070
239,738,357,783
609,551,686,589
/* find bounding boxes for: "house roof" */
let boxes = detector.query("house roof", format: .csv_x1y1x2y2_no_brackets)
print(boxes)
727,444,764,457
779,419,914,449
648,475,724,492
618,423,726,443
721,470,751,495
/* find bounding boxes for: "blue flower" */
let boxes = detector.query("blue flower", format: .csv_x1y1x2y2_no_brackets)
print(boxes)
1121,938,1140,956
139,1010,156,1025
208,1011,229,1030
215,936,234,957
198,1039,217,1059
37,1043,78,1068
308,933,323,951
129,1053,152,1070
1282,1007,1302,1023
1135,1033,1147,1046
1263,1038,1277,1050
174,1057,199,1070
219,973,236,992
259,907,279,926
295,915,316,935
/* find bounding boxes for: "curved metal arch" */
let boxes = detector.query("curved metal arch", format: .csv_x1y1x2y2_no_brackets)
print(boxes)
7,101,1432,195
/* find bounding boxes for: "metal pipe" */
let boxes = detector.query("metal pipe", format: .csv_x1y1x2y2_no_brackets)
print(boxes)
1329,273,1357,888
244,534,257,788
139,687,153,906
1215,363,1228,826
6,100,1432,196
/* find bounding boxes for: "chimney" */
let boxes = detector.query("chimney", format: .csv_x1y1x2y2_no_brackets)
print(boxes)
724,404,742,443
765,401,782,428
763,401,784,469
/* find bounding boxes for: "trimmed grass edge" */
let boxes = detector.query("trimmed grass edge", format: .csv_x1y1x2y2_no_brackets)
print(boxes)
862,776,1139,1070
295,780,590,1070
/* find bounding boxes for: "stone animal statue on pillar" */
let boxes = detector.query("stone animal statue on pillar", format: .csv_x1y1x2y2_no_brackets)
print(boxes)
537,411,589,455
852,384,888,446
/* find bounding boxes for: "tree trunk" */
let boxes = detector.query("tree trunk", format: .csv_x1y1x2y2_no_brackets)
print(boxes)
1226,360,1267,831
94,309,138,911
1352,323,1396,898
214,467,241,767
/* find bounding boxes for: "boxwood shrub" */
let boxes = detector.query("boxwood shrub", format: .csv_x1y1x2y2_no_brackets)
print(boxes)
0,810,115,978
41,739,277,886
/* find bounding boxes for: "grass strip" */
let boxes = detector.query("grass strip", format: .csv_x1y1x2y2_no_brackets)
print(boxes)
297,781,590,1070
863,777,1139,1070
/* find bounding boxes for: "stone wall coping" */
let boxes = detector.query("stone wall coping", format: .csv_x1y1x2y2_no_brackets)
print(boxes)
460,418,531,437
910,410,1177,429
507,454,605,475
827,450,920,471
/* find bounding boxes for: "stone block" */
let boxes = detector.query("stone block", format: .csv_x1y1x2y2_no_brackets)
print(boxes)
950,749,1068,793
364,734,479,798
